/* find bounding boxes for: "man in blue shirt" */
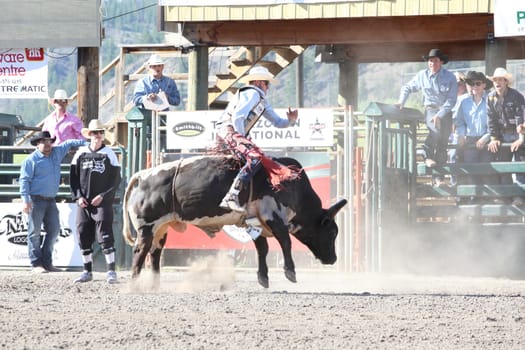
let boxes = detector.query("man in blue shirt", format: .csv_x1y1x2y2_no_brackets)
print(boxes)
396,49,458,185
19,131,85,273
132,54,181,111
453,71,495,186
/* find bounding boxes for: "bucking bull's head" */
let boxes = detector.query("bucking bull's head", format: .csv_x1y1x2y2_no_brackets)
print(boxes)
292,199,348,264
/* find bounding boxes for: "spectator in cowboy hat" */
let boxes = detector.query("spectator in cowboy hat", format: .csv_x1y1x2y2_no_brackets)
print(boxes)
487,67,525,206
453,71,496,188
70,119,121,284
42,89,84,166
132,54,180,111
19,131,86,274
396,48,458,186
42,89,83,145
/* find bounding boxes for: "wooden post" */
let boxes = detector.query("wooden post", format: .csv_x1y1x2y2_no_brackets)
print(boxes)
485,37,507,76
338,60,358,109
77,47,100,125
188,45,209,111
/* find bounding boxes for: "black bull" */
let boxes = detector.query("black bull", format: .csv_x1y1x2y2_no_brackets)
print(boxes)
123,155,347,288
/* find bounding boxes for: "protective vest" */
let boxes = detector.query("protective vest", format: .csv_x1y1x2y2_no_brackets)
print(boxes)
224,86,266,135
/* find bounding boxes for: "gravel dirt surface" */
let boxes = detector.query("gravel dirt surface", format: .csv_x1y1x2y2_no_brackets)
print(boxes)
1,256,525,350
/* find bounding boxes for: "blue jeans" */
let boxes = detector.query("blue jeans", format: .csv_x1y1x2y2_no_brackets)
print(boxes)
27,197,60,268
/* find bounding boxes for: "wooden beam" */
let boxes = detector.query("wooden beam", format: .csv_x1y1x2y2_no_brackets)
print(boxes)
181,14,493,46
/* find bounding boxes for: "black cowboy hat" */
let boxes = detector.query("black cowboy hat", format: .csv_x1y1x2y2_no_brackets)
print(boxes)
422,48,449,64
465,71,493,90
30,131,56,146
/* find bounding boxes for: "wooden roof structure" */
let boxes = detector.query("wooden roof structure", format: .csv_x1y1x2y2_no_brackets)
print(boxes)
161,0,524,63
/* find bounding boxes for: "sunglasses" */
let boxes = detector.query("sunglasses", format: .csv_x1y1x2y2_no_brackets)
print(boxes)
467,81,484,87
55,99,68,104
90,130,105,135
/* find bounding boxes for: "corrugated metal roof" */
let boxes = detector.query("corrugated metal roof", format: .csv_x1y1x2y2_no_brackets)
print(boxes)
165,0,493,22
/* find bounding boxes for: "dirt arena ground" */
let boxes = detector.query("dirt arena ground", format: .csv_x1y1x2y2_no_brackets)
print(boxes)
1,255,525,350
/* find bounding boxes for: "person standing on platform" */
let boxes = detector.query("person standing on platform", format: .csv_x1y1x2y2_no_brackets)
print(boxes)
486,67,525,206
453,71,495,187
396,48,458,186
42,89,83,163
132,54,181,111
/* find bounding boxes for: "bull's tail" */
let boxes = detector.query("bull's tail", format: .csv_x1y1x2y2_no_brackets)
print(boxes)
122,170,143,246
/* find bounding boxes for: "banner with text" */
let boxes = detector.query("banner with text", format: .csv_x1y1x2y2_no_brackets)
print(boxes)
494,0,525,37
165,108,334,150
0,48,48,99
0,203,82,267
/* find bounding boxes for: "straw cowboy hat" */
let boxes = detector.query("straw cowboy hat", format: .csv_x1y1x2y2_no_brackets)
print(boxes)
81,119,106,139
489,67,513,85
50,89,71,104
239,66,278,84
465,71,493,90
30,131,56,146
146,54,165,67
422,48,449,64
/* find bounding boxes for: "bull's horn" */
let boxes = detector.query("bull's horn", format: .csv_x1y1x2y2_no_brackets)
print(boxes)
327,199,348,218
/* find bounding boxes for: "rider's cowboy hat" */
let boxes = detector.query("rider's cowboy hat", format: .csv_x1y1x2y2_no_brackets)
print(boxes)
239,66,278,84
81,119,106,139
489,67,513,85
145,54,165,67
422,48,449,64
49,89,71,104
30,131,56,146
465,71,493,90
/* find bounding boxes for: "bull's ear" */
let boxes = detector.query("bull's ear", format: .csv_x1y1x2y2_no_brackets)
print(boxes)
326,199,348,219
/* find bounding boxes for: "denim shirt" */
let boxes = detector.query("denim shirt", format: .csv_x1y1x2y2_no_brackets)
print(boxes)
19,139,85,203
398,67,458,119
133,75,181,109
454,93,489,138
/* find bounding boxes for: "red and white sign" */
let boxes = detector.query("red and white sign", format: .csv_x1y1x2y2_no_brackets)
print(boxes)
0,48,48,99
0,203,82,267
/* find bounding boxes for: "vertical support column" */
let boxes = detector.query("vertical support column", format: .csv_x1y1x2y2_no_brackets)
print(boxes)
485,36,507,76
188,45,209,111
77,47,100,125
338,60,358,109
296,54,304,107
115,47,126,114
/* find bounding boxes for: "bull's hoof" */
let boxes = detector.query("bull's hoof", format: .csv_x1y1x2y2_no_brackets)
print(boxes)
284,269,297,283
257,272,269,288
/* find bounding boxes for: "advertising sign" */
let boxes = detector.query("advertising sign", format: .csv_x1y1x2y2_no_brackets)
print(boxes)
165,108,334,150
0,48,48,99
0,203,82,267
494,0,525,37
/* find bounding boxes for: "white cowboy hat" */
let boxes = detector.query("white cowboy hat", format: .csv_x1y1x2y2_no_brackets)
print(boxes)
81,119,106,139
146,54,165,67
489,67,513,85
50,89,71,104
239,66,278,84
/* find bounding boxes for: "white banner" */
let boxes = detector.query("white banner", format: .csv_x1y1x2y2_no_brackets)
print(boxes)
165,108,334,150
0,203,82,267
0,48,48,99
160,0,358,5
494,0,525,37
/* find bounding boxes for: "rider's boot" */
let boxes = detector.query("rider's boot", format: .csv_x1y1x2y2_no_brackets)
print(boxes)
220,175,246,212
